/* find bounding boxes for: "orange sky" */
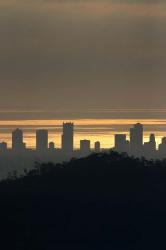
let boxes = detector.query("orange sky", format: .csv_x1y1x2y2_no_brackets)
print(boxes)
0,119,165,149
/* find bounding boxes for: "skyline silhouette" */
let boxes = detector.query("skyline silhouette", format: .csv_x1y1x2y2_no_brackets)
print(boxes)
0,1,166,248
0,118,166,149
0,121,166,160
1,117,166,180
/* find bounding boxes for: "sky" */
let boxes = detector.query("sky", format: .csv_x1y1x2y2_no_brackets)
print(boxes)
0,0,166,119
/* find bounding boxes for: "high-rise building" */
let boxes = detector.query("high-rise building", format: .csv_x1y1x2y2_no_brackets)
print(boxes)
94,141,101,153
130,123,143,156
62,123,74,154
143,134,156,159
12,128,25,151
149,134,156,151
80,140,91,155
0,142,8,153
114,134,129,153
36,130,48,151
49,141,55,150
158,137,166,158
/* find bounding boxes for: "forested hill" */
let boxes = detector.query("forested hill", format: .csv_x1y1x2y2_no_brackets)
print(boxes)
1,152,166,250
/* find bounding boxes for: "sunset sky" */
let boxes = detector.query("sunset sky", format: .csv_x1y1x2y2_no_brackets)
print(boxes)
0,0,166,148
0,0,165,120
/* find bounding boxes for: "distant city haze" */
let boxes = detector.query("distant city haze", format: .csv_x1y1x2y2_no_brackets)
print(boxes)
0,119,165,179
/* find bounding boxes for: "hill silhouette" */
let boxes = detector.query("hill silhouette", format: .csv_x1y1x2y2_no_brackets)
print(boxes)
1,151,166,249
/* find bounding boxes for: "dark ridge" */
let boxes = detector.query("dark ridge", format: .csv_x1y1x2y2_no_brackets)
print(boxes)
1,151,166,250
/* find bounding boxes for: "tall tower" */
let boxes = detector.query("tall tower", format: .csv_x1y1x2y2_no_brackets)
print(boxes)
80,140,91,155
62,123,74,154
0,142,7,153
94,141,100,153
114,134,129,153
12,128,25,151
149,134,156,151
36,130,48,151
130,123,143,156
144,133,156,159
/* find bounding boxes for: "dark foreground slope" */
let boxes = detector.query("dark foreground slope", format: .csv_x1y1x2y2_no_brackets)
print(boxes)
1,152,166,249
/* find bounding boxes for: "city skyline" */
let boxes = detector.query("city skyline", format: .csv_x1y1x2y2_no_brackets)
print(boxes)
1,121,166,156
0,1,165,246
0,0,165,164
0,118,166,149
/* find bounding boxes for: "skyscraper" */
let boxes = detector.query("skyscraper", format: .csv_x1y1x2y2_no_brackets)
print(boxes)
80,140,91,155
62,122,74,154
130,123,143,156
149,134,156,151
0,142,8,153
143,133,156,159
158,137,166,158
114,134,129,153
36,130,48,151
12,128,25,151
49,142,55,150
94,141,101,153
62,123,74,154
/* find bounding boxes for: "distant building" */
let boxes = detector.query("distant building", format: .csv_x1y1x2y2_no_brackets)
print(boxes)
0,142,8,153
80,140,91,155
149,134,156,150
114,134,129,153
130,123,143,156
62,123,74,154
12,128,25,151
143,134,156,159
49,141,55,150
158,137,166,158
94,141,101,153
36,130,48,151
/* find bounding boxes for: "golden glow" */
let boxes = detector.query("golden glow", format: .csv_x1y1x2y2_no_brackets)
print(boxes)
0,118,166,126
0,119,165,149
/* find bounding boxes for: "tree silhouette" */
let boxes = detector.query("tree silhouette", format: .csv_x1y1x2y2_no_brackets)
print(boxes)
0,151,166,249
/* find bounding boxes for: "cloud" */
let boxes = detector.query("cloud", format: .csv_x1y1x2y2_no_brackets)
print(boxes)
113,0,166,3
1,0,166,18
0,0,165,111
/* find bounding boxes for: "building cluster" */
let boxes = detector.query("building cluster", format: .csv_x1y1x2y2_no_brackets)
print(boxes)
114,123,166,159
0,122,166,159
0,123,101,156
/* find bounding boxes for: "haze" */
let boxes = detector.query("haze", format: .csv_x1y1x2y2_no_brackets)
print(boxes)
0,0,166,119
